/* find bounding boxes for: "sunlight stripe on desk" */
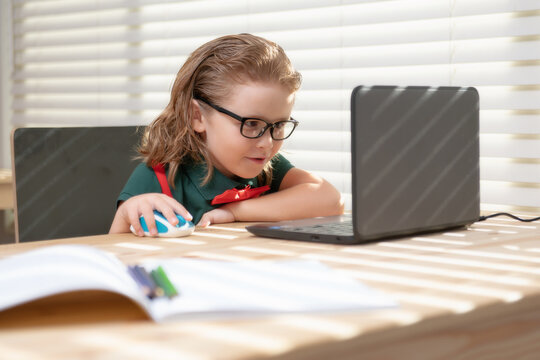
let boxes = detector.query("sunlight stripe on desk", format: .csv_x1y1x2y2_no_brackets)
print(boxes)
186,324,292,354
190,232,238,240
390,291,475,314
206,225,248,232
114,242,162,251
468,227,517,234
501,245,540,255
503,245,522,251
185,251,248,262
410,237,473,246
272,316,361,339
370,309,421,326
0,345,36,360
302,253,532,286
338,268,523,303
75,333,204,360
341,247,540,276
443,232,467,237
232,246,296,256
160,238,206,245
472,222,537,230
264,241,338,251
378,242,540,264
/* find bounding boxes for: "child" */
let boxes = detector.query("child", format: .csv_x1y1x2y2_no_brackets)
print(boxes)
110,33,344,236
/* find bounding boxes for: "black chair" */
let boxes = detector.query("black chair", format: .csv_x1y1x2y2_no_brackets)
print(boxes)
11,126,144,242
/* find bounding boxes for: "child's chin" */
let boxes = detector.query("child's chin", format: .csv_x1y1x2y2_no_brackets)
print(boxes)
235,168,264,180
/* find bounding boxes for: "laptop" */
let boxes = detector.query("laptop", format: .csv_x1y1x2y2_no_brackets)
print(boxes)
246,85,480,244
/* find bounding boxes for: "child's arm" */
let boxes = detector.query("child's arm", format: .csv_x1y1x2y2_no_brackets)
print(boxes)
198,168,344,226
109,193,192,236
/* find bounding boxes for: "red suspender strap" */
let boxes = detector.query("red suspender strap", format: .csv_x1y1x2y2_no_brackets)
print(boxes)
152,164,173,198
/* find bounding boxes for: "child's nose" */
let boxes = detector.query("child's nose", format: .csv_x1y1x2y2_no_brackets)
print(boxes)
255,129,274,148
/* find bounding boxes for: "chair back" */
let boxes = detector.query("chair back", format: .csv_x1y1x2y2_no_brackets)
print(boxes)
11,126,143,242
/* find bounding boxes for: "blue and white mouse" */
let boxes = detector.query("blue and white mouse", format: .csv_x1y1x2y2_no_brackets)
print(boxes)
130,210,195,237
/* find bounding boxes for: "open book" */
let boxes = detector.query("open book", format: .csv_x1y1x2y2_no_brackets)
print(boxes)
0,245,397,322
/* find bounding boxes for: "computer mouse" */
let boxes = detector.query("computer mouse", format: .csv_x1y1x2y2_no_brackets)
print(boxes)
130,210,195,237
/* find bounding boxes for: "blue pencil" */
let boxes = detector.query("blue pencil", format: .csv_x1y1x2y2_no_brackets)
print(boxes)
128,265,162,298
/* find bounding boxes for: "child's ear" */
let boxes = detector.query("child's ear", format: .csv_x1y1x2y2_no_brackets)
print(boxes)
191,99,206,133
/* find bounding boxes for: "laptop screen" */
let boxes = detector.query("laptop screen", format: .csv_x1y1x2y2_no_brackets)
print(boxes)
351,86,480,240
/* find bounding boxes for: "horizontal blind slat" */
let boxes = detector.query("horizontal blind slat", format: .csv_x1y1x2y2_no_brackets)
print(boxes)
481,136,540,158
283,131,350,152
12,111,156,126
16,38,539,65
14,58,188,79
15,2,539,38
13,87,540,113
283,150,351,173
480,111,540,134
481,181,540,208
12,95,169,111
15,14,540,50
481,159,540,183
14,62,540,90
12,77,176,94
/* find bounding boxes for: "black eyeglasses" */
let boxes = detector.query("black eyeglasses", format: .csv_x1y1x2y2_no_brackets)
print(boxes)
195,96,298,140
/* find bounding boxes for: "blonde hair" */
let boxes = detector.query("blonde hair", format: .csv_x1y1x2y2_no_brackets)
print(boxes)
139,33,302,186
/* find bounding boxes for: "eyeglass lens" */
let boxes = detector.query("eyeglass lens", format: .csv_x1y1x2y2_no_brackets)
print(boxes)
242,119,296,140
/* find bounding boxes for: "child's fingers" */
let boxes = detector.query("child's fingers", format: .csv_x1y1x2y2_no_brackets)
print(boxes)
164,197,193,222
127,209,144,237
196,208,234,227
159,207,180,226
197,213,211,227
153,197,191,226
140,205,158,237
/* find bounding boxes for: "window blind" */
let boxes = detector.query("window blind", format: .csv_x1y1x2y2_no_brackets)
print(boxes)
10,0,540,213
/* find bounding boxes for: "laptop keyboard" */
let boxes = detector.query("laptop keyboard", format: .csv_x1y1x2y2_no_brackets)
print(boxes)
285,221,353,236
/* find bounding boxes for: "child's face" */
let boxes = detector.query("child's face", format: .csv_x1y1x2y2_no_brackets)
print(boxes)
194,81,295,179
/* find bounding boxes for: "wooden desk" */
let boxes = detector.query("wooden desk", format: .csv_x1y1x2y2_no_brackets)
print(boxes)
0,169,13,210
0,217,539,359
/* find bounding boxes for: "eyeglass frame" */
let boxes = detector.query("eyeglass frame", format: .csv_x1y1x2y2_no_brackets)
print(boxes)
194,96,299,140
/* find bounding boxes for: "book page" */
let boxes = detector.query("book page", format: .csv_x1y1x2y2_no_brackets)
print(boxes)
0,245,397,323
144,258,397,321
0,245,149,315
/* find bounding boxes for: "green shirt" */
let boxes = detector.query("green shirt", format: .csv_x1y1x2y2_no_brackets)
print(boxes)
118,153,294,224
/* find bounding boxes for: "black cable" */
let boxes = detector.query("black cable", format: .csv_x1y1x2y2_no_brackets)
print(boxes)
478,212,540,223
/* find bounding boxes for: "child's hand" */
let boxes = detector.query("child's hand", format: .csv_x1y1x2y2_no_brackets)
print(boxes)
197,206,235,227
110,193,192,236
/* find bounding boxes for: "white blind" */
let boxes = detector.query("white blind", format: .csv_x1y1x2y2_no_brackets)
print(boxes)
10,0,540,213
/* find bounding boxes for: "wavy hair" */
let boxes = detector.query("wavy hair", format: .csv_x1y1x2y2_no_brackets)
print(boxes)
139,33,302,186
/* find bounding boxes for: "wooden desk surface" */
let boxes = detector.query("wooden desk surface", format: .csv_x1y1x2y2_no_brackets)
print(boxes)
0,217,539,360
0,169,13,210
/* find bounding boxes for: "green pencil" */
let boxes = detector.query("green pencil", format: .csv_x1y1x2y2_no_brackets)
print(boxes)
150,266,179,298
